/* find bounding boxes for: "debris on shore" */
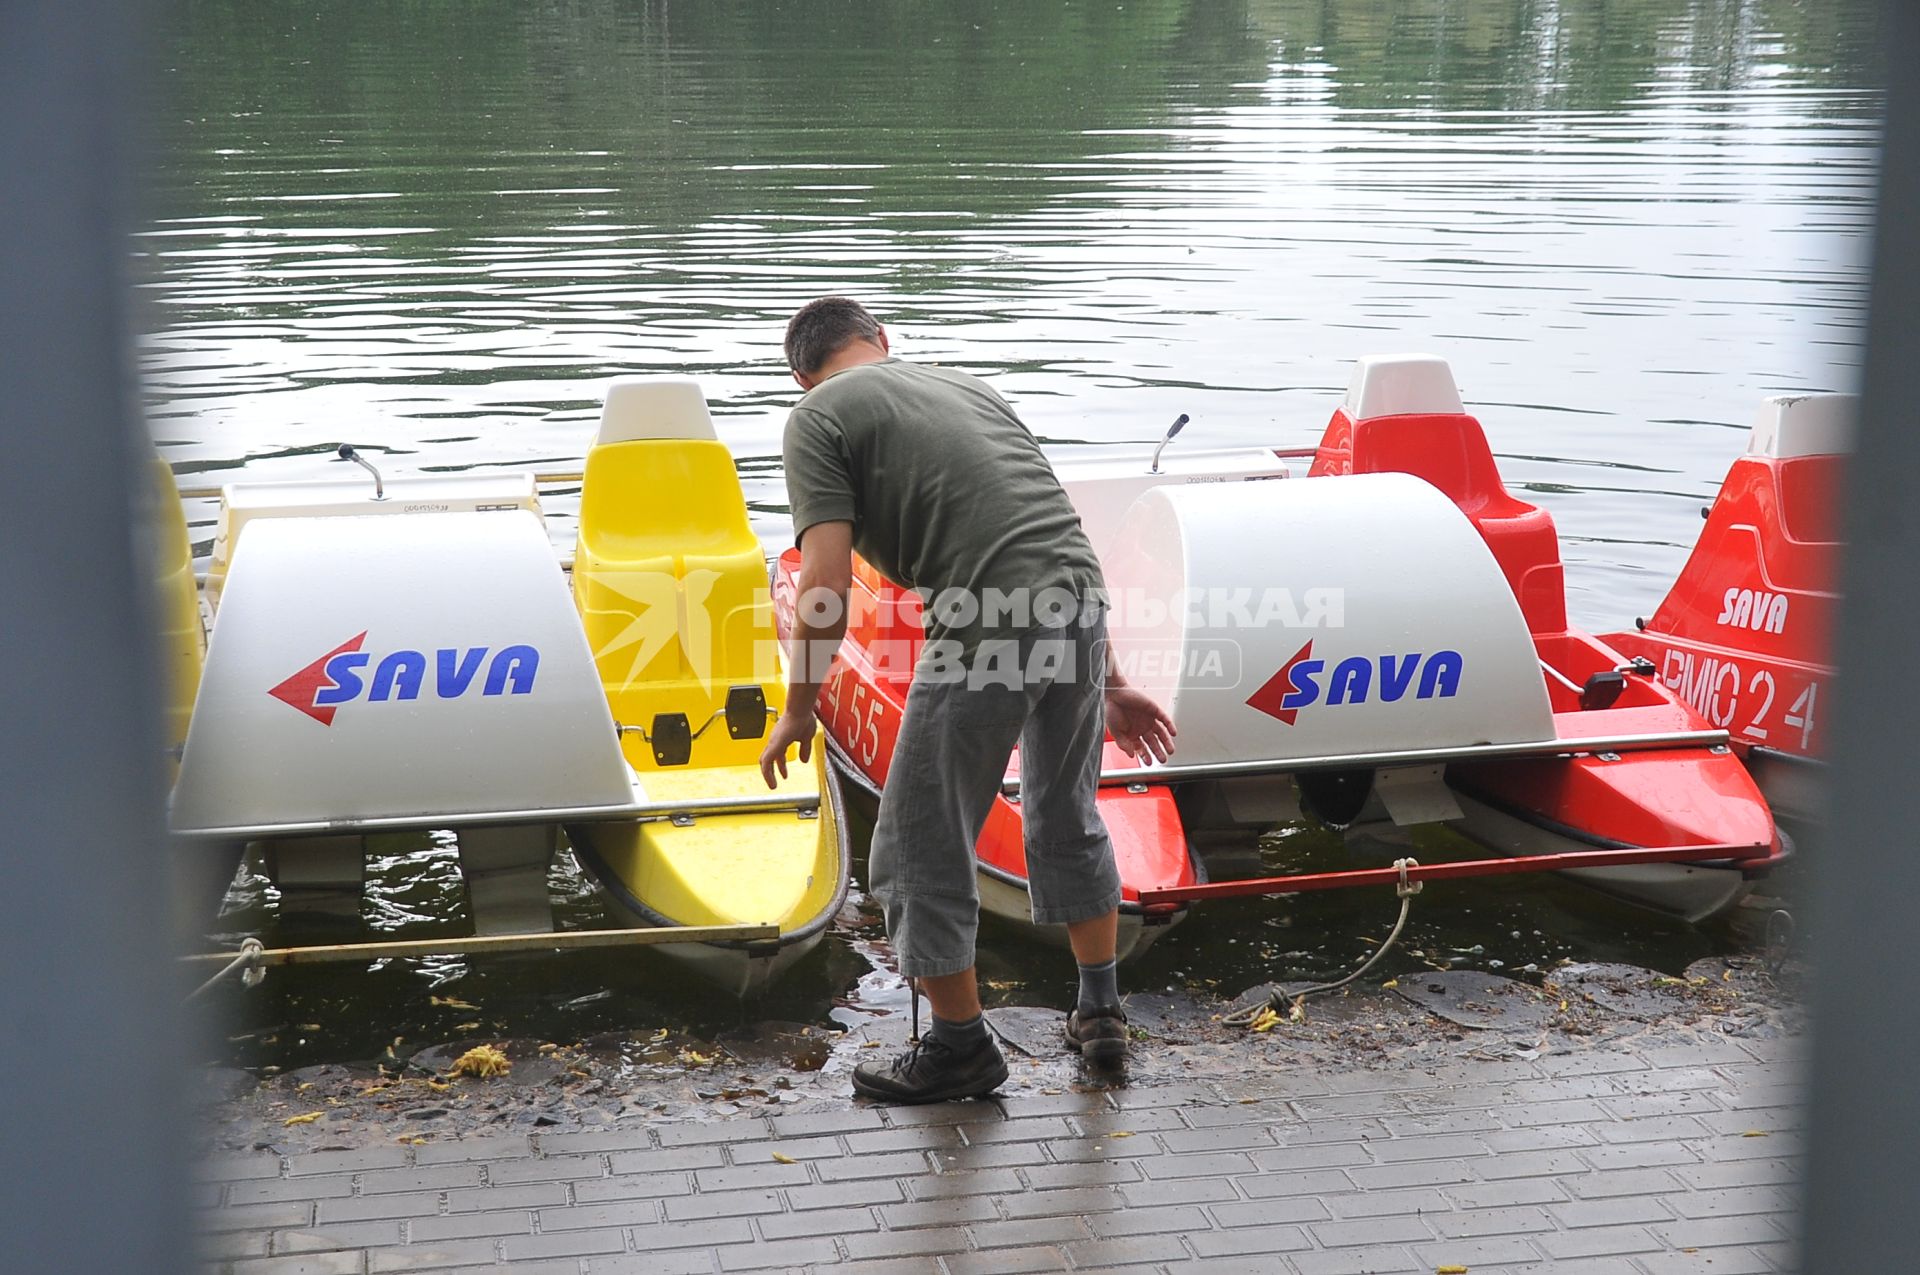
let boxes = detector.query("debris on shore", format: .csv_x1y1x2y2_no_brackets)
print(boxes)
195,956,1802,1154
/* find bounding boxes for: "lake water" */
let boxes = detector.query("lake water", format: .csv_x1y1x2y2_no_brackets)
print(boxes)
144,0,1881,1067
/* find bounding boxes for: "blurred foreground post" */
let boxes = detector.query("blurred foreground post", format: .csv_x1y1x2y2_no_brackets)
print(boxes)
0,1,186,1272
1801,2,1920,1269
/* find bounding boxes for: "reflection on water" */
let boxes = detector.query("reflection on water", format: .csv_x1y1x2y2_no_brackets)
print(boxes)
208,839,878,1071
154,0,1872,1065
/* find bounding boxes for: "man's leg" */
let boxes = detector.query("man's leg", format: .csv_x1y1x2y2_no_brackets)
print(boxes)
916,968,983,1022
1066,910,1119,965
859,665,1024,1102
1018,619,1129,1066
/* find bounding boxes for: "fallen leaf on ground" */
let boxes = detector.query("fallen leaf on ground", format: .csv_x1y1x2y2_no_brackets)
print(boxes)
1741,1130,1768,1138
1109,1130,1135,1138
449,1045,511,1079
771,1152,796,1164
283,1112,322,1126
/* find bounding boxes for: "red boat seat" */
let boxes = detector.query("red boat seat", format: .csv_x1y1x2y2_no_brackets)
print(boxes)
1639,451,1840,664
1777,453,1842,547
1310,408,1567,635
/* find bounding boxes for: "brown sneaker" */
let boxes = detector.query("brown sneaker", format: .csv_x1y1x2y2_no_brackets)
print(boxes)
1064,1005,1129,1068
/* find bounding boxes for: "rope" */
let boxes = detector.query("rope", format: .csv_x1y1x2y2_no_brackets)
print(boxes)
186,938,265,1002
1224,857,1423,1028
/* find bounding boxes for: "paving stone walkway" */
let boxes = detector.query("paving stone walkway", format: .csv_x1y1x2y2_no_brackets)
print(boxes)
196,1032,1804,1275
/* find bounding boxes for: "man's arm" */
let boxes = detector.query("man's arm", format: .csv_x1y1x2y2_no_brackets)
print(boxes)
759,519,854,788
1103,643,1177,765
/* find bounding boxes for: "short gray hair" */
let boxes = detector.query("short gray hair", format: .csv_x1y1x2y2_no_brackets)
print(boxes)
784,297,881,376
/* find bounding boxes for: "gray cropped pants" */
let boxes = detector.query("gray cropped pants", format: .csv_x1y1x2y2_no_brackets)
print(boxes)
868,615,1123,979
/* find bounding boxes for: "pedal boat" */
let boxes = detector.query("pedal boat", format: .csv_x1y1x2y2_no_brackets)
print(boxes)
164,378,847,996
1599,394,1846,824
773,553,1204,962
778,354,1786,934
562,381,849,997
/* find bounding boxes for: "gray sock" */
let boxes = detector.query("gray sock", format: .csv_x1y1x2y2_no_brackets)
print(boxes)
1077,957,1119,1013
928,1012,990,1051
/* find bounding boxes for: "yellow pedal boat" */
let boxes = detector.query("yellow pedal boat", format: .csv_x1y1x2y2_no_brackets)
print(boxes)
162,376,849,998
564,379,849,996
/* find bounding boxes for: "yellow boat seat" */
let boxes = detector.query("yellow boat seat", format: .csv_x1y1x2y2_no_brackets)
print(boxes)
573,381,781,771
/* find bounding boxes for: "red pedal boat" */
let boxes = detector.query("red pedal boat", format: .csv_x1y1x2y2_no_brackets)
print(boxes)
1600,394,1848,823
774,354,1789,944
772,556,1202,960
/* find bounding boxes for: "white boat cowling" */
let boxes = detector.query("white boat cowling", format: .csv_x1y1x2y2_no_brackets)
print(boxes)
1057,447,1292,561
203,472,540,611
1102,471,1555,768
171,508,636,839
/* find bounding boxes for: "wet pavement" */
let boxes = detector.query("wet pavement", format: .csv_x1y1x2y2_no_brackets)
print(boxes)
194,959,1805,1274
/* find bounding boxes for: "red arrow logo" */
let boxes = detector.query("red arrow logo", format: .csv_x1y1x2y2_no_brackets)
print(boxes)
268,631,367,726
1246,640,1314,726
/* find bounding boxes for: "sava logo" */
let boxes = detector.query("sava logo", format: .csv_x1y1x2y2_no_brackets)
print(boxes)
269,631,540,726
1245,641,1464,726
1716,588,1788,634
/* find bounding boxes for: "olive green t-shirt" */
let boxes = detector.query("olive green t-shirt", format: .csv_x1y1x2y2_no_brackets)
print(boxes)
782,358,1103,656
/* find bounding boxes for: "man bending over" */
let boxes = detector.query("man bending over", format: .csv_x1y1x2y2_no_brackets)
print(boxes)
759,297,1175,1103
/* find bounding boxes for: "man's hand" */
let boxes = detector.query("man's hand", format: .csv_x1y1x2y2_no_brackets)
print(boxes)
763,520,850,790
1106,684,1176,765
759,709,817,789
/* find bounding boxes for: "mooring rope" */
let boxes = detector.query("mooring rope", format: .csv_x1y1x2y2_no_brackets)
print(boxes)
185,937,266,1002
1223,857,1424,1028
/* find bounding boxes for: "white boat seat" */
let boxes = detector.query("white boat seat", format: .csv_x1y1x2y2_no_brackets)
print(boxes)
1747,393,1855,459
597,377,718,445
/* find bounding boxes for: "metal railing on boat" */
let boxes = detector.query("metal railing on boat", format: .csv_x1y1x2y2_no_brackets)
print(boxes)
182,921,780,977
170,791,821,841
1136,841,1773,907
173,470,593,502
998,727,1731,799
